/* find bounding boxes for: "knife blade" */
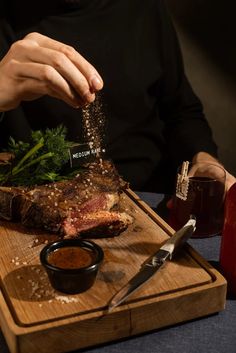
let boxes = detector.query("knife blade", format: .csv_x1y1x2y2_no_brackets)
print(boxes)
108,216,196,312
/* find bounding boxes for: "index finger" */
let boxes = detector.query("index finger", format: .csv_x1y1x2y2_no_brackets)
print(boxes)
24,32,104,92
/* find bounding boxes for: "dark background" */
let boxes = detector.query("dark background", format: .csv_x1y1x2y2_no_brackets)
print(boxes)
166,0,236,175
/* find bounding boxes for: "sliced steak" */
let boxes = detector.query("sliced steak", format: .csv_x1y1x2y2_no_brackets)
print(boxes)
62,210,133,238
0,160,133,237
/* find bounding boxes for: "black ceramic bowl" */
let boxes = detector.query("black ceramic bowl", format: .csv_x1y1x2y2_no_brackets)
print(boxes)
40,239,104,294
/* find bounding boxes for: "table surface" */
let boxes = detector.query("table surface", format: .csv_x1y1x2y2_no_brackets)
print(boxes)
0,192,235,353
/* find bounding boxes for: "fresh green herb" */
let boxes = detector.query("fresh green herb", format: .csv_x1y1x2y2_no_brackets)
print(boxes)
0,125,79,186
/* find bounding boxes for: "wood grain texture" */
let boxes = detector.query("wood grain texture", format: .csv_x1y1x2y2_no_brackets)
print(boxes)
0,189,227,353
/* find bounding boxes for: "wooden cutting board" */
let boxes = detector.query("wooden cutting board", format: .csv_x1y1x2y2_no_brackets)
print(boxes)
0,189,226,353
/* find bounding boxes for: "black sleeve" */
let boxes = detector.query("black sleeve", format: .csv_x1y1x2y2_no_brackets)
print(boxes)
0,112,4,122
0,17,15,58
156,0,218,166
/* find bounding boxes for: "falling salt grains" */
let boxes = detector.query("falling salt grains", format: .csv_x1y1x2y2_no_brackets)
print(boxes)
82,93,106,161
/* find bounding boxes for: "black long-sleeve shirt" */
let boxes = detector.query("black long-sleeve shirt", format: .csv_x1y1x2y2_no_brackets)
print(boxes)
0,0,218,192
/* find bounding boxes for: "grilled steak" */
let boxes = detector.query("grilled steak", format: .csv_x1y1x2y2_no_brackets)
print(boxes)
0,160,133,237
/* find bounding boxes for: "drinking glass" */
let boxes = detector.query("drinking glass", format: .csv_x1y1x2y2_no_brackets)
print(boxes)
169,161,226,238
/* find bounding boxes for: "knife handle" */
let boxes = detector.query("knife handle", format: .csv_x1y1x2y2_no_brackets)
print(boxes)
160,217,196,259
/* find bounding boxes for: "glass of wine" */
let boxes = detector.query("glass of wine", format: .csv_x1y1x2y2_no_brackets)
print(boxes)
169,161,226,238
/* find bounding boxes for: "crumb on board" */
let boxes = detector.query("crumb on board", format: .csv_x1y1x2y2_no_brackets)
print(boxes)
11,257,79,305
55,296,79,304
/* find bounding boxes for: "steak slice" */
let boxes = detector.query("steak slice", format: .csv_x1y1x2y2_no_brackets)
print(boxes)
62,210,133,238
0,160,133,237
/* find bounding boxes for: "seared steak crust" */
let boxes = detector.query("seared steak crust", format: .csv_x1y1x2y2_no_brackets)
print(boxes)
0,160,133,237
0,186,25,221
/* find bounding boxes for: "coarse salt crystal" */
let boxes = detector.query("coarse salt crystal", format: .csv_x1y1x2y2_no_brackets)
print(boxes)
55,295,78,304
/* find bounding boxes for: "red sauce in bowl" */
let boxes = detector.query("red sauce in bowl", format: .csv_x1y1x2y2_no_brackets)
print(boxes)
47,246,95,269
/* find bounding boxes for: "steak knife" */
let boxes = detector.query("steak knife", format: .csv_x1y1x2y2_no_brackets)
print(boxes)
108,216,196,312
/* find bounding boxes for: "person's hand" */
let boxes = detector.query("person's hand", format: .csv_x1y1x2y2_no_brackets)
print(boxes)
192,152,236,192
0,32,103,111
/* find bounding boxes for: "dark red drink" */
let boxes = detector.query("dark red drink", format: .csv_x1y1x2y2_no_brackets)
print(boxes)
169,176,225,237
220,183,236,295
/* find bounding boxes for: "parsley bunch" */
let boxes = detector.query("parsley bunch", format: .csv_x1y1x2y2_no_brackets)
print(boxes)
0,125,76,186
